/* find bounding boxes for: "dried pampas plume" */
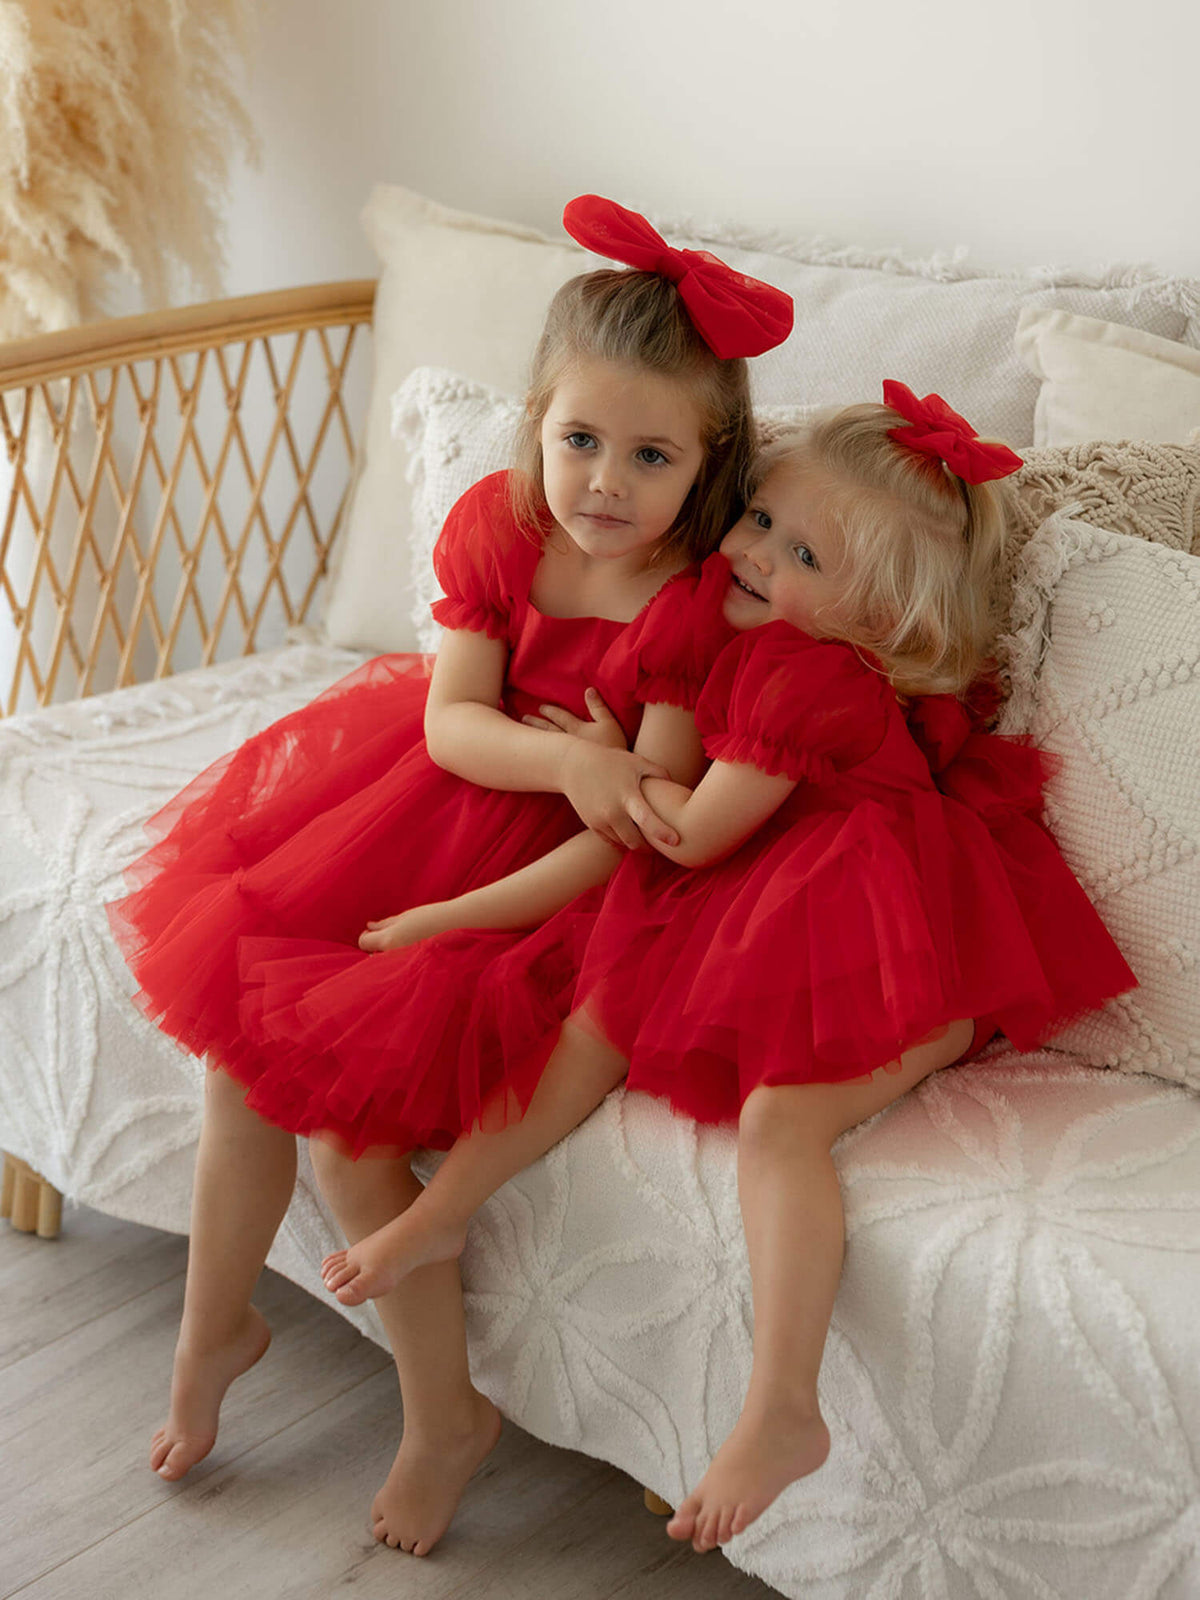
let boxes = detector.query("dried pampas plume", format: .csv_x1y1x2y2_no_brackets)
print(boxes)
0,0,257,339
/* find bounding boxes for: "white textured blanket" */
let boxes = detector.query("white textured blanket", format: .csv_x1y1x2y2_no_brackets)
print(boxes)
2,643,1197,1599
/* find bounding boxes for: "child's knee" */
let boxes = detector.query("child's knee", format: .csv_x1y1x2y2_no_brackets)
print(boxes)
739,1083,826,1156
309,1141,418,1207
309,1137,367,1198
562,1011,629,1087
308,1137,347,1183
203,1065,266,1131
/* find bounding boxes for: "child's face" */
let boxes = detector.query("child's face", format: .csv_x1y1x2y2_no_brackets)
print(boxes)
720,461,848,634
540,358,706,565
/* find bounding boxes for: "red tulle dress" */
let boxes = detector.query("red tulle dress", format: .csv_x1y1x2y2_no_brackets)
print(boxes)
555,620,1138,1123
106,472,731,1154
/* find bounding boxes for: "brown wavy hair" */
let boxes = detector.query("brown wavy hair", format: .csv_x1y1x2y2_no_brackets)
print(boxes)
750,404,1015,697
509,269,754,563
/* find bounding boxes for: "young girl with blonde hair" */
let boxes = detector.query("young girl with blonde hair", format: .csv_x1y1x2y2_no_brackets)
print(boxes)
316,383,1135,1550
108,195,793,1553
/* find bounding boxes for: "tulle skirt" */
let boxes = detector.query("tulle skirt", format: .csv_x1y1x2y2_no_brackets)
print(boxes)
569,783,1136,1124
107,653,588,1151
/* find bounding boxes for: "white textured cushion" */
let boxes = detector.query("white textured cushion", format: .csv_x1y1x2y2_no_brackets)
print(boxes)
323,184,1200,655
391,366,822,655
1000,514,1200,1085
1017,307,1200,446
393,368,523,655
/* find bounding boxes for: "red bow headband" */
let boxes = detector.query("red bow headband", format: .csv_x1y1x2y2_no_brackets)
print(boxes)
562,194,794,361
883,381,1023,484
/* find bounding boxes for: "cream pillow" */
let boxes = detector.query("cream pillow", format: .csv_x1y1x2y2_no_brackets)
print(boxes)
1017,307,1200,447
392,366,820,656
323,188,585,652
324,185,1200,655
999,513,1200,1086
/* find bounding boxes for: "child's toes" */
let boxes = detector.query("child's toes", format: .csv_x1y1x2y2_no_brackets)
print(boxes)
335,1275,371,1306
667,1493,699,1542
693,1508,719,1552
324,1258,359,1292
716,1504,737,1546
321,1250,347,1281
730,1502,751,1538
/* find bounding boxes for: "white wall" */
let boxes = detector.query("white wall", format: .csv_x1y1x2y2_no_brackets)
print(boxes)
215,0,1200,302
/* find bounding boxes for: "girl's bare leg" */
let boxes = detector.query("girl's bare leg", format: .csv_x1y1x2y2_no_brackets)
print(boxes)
151,1067,298,1480
310,1144,502,1557
670,1019,976,1553
321,1016,629,1306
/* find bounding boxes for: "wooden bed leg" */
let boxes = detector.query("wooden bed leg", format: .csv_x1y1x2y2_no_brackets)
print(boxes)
643,1487,674,1516
1,1153,63,1239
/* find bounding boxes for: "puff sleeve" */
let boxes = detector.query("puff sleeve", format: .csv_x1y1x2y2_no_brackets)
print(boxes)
697,623,892,784
602,554,736,710
430,471,534,640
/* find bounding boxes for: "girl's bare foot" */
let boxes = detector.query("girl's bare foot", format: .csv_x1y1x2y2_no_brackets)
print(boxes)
667,1400,830,1551
321,1206,468,1306
149,1306,271,1481
371,1390,502,1555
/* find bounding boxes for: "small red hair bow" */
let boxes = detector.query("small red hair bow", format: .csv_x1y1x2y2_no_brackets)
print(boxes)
562,194,794,361
883,380,1023,484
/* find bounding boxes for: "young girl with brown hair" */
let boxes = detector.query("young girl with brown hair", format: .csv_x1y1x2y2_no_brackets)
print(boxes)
108,196,793,1553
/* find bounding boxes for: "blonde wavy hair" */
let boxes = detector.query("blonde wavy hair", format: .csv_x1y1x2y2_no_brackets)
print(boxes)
509,269,754,563
751,403,1014,697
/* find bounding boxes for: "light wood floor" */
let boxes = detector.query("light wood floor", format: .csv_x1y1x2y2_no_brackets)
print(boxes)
1,1205,775,1600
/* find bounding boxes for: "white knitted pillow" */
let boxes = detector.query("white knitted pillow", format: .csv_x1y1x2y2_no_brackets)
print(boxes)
392,368,523,654
392,367,822,655
999,513,1200,1085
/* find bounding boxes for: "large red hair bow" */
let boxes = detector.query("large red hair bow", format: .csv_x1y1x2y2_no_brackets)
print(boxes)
562,194,794,361
883,380,1023,484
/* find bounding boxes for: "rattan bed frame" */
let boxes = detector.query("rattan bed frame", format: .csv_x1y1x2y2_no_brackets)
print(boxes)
0,280,375,1236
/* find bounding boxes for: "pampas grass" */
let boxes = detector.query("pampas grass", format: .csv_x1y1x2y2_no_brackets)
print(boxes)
0,0,256,338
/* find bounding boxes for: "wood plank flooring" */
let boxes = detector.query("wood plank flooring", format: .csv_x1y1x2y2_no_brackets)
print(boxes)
0,1206,774,1600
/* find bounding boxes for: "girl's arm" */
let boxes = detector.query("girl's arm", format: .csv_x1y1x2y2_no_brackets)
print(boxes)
424,627,675,850
638,760,798,869
360,831,621,949
361,701,703,951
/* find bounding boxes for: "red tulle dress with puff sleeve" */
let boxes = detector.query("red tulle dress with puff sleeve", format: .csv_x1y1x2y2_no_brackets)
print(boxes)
106,472,733,1154
566,620,1137,1123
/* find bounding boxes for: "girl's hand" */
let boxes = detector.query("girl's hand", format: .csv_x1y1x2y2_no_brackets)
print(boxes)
559,741,678,851
524,688,679,850
359,903,455,952
522,687,628,749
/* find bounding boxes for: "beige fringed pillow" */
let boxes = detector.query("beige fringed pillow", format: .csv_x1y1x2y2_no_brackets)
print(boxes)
1009,440,1200,555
